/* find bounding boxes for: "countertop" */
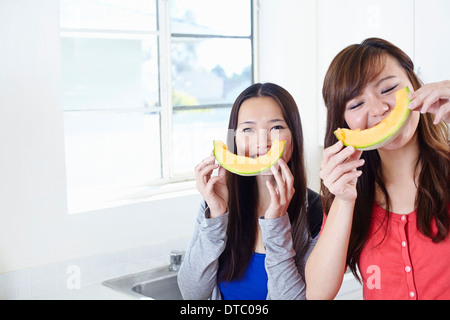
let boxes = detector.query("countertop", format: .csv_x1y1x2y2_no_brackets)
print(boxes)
28,283,139,300
29,282,362,300
28,270,362,300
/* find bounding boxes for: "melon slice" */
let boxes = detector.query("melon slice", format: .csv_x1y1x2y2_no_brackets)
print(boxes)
213,140,286,176
334,86,412,150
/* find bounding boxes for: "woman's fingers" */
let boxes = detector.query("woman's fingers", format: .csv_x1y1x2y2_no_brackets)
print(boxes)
433,103,450,124
194,155,215,173
320,144,361,180
278,159,295,199
266,179,278,201
322,158,364,189
195,155,217,189
217,164,227,177
408,81,450,123
271,163,286,200
320,141,365,201
409,87,439,114
264,159,296,220
321,140,344,169
205,174,224,193
409,81,450,110
326,170,362,196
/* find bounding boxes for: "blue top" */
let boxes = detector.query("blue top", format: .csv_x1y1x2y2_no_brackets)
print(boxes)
218,253,268,300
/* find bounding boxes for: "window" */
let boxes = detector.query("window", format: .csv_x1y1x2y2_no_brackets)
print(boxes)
60,0,254,213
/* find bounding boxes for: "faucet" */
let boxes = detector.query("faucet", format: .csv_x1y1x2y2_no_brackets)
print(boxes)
169,250,183,271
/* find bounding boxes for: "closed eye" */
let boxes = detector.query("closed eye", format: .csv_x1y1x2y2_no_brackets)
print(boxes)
382,84,398,94
349,101,364,110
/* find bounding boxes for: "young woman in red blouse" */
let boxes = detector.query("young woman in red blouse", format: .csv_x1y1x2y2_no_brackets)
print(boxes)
305,38,450,300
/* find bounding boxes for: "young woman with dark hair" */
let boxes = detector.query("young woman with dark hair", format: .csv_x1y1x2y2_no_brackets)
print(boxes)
178,82,323,300
306,38,450,300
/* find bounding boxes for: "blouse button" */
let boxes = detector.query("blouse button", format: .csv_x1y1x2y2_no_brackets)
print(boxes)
401,215,406,221
402,241,407,247
409,291,415,298
405,266,411,272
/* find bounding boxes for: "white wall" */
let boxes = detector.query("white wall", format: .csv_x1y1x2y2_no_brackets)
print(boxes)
258,0,322,192
414,0,450,83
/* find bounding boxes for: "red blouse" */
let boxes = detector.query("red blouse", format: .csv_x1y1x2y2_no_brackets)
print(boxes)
358,203,450,300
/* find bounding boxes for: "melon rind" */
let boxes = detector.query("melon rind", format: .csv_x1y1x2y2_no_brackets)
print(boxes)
334,87,412,151
213,140,286,176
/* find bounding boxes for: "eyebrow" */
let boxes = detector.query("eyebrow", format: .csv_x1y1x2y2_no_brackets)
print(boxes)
376,75,397,87
238,119,286,126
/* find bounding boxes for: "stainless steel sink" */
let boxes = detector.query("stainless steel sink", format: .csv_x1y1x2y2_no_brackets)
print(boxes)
133,274,182,299
103,266,183,300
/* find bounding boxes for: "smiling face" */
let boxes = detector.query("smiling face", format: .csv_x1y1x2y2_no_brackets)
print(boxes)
343,55,420,151
235,96,293,163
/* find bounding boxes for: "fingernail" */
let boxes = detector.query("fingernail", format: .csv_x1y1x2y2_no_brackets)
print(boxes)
408,102,415,109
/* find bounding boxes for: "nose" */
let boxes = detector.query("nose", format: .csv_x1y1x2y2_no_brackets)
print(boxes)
367,96,390,118
257,129,272,152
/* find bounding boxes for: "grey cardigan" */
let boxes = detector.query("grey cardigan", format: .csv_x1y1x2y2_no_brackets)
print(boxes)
177,189,322,300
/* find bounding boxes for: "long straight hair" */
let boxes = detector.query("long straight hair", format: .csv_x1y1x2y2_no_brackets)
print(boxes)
321,38,450,280
218,83,309,283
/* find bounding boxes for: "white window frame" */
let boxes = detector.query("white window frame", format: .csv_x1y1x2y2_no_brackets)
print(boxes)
61,0,258,213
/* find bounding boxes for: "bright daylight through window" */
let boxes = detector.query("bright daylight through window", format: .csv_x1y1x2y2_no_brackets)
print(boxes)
60,0,254,213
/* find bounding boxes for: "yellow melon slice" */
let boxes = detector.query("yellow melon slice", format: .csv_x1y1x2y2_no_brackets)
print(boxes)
334,86,412,150
213,140,286,176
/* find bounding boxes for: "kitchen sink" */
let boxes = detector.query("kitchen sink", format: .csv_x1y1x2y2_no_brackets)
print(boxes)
103,266,183,300
132,274,182,300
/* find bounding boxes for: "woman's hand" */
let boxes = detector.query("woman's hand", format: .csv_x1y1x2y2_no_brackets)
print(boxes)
195,154,229,218
408,80,450,124
319,141,364,202
264,159,295,219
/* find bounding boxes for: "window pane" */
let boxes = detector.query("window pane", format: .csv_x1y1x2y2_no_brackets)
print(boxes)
171,38,252,106
64,112,161,193
170,0,251,36
61,36,159,110
60,0,157,32
172,108,231,176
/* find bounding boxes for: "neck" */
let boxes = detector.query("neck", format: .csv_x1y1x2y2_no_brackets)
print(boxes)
376,133,421,214
377,133,420,185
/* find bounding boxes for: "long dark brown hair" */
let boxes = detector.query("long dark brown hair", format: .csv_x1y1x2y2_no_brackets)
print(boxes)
321,38,450,280
218,83,309,283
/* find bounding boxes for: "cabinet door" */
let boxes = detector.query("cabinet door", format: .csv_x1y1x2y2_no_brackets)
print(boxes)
414,0,450,83
317,0,414,144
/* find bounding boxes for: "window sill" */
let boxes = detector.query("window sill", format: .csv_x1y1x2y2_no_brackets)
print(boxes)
67,180,198,214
